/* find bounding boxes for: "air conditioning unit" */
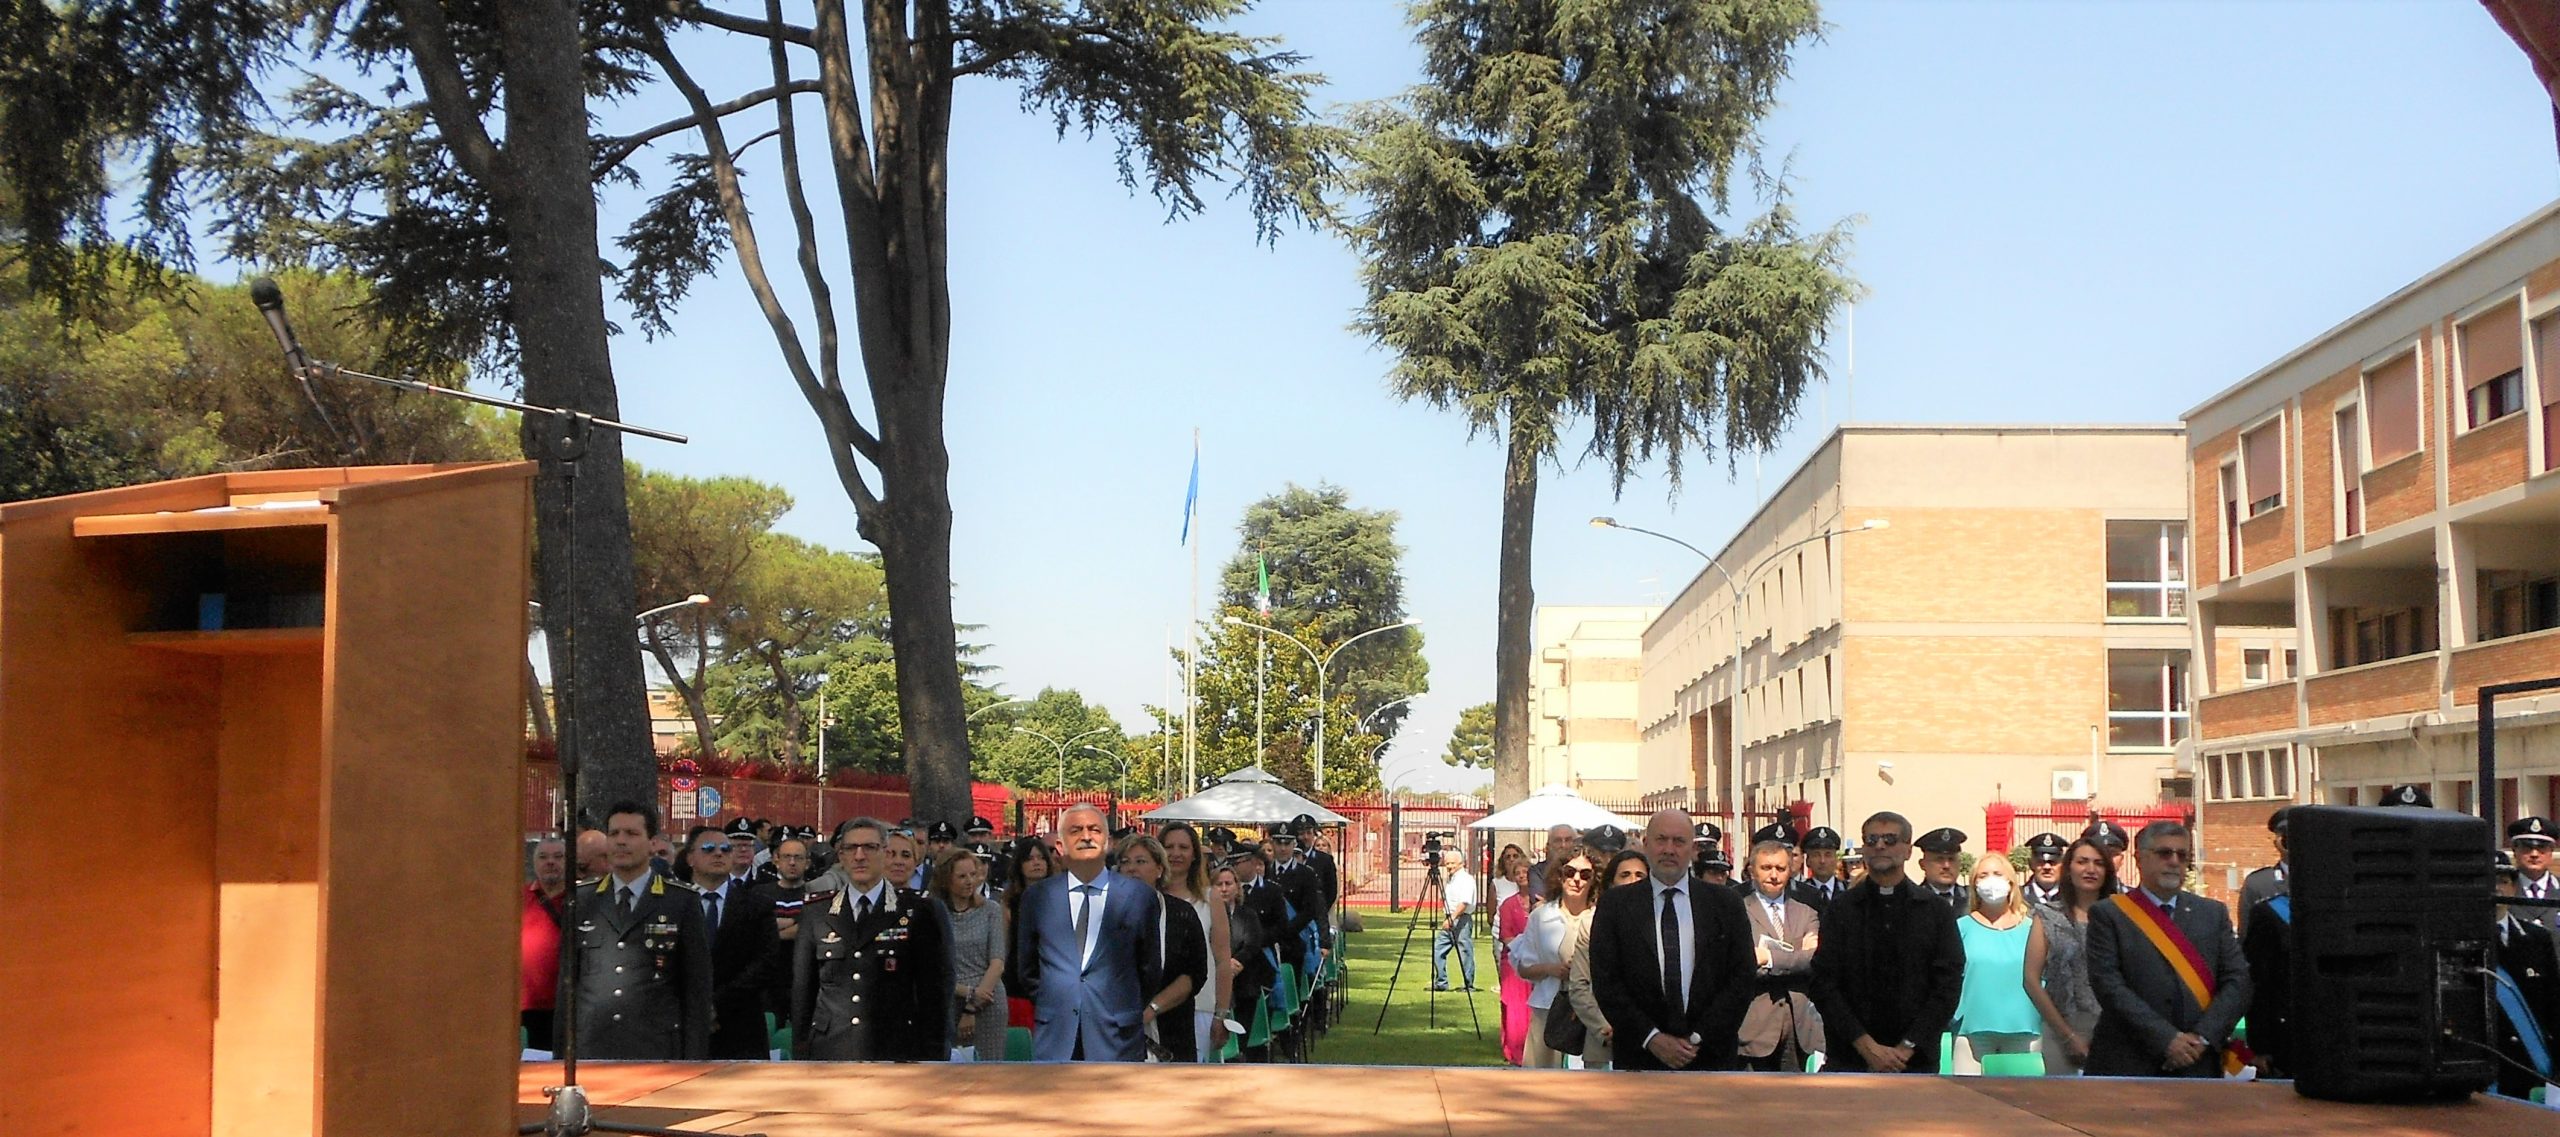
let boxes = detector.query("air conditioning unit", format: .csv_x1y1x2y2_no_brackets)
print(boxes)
2051,769,2092,802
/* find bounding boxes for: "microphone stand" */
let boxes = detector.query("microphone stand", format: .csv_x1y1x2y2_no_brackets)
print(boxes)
249,284,748,1137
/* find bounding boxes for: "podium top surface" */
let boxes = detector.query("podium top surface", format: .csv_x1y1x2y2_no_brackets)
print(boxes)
1,463,535,528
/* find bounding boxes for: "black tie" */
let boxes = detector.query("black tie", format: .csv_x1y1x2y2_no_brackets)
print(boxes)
704,888,721,929
856,893,874,921
1659,886,1684,1009
617,888,633,919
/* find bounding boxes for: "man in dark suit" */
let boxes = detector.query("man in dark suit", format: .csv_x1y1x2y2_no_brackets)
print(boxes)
1789,827,1847,914
567,801,714,1060
1587,808,1756,1071
1224,843,1279,1061
681,825,781,1059
1016,802,1162,1061
2237,808,2291,915
1809,811,1964,1074
2510,816,2560,934
2085,820,2250,1077
791,816,951,1061
2494,850,2560,1099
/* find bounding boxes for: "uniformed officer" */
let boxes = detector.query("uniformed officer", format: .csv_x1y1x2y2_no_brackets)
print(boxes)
1914,828,1969,910
724,817,768,887
2022,833,2069,907
1692,825,1735,888
567,800,714,1059
1791,826,1848,912
2492,849,2560,1099
2511,817,2560,933
2237,808,2292,915
926,820,959,861
2081,818,2131,884
1581,823,1628,858
1745,820,1796,894
792,815,953,1061
2378,784,2433,808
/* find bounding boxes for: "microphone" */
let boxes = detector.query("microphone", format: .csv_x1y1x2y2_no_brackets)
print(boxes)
249,276,313,378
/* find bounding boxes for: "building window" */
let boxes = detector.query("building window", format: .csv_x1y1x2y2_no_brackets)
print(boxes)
2243,648,2269,684
2284,648,2298,679
2334,404,2363,538
2107,649,2189,751
2218,462,2242,578
2538,314,2560,475
2460,299,2525,430
2204,747,2294,803
2365,350,2423,466
2105,520,2188,619
2482,572,2560,641
2330,604,2438,669
2241,421,2284,515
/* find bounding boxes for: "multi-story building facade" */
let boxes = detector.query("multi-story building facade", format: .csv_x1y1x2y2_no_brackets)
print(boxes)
1528,605,1662,802
1635,425,2194,839
2186,203,2560,894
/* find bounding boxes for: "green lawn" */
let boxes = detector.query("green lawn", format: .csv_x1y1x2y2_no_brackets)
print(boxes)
1309,909,1508,1067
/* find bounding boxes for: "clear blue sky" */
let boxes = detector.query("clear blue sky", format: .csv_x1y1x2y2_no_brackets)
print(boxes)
578,1,2560,794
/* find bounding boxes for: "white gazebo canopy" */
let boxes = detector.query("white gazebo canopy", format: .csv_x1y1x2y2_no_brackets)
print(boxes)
1468,784,1638,832
1141,765,1349,826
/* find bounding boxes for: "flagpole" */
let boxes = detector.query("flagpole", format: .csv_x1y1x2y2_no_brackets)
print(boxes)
1163,625,1175,798
1254,542,1267,765
1184,427,1200,794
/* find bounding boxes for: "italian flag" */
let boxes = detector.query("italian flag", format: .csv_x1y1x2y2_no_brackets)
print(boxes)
1256,548,1272,616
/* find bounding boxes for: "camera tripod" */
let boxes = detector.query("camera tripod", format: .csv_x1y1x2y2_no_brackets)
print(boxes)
1370,861,1482,1038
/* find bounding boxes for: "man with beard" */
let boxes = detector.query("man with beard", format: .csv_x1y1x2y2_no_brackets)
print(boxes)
1809,812,1963,1074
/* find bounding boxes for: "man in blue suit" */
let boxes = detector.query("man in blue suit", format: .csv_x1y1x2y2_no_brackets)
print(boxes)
1016,802,1163,1060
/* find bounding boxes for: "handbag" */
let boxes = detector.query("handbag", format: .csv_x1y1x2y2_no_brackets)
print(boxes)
1541,1000,1586,1057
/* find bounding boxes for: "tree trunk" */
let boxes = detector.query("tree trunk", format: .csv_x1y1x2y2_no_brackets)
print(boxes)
759,644,806,764
644,625,717,757
1491,427,1538,808
489,0,652,826
864,436,973,829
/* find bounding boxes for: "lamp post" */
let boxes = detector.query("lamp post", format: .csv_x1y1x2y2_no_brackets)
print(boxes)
1016,725,1115,794
1220,616,1420,792
1589,516,1887,834
1072,744,1127,803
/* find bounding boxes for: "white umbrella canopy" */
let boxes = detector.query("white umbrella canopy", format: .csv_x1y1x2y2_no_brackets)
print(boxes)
1142,765,1349,826
1468,784,1639,832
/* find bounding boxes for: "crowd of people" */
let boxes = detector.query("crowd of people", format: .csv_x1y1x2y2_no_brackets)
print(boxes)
519,801,1339,1065
516,788,2560,1094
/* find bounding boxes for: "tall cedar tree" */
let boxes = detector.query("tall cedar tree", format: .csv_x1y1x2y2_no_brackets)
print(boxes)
1337,0,1854,809
613,1,1338,825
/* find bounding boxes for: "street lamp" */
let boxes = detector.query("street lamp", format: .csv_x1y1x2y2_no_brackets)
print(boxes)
966,697,1033,721
1072,744,1127,802
1219,616,1421,792
635,593,713,626
1589,515,1887,831
1016,725,1115,794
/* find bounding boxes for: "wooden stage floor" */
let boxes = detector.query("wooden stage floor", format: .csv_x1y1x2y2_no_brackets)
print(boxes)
516,1061,2560,1136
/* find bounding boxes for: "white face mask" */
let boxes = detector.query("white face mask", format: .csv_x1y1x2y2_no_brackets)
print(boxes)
1973,876,2013,907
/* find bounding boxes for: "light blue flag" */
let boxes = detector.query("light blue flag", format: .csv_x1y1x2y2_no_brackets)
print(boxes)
1180,441,1200,545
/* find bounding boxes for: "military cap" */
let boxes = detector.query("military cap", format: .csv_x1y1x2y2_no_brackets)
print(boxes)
2025,832,2069,862
2268,807,2295,835
1692,820,1724,845
2510,816,2556,846
926,820,958,842
2081,818,2130,851
1801,826,1844,852
1232,839,1265,858
1205,826,1237,846
1841,847,1866,864
1582,824,1628,855
1751,821,1798,848
1291,812,1321,836
1694,845,1732,870
1914,827,1968,855
2379,784,2433,808
966,815,996,834
2496,849,2520,879
722,817,759,841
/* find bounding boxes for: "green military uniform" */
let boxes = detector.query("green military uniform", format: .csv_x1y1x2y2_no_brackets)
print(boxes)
568,870,714,1059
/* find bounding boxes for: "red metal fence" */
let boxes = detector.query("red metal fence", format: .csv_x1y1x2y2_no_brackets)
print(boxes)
520,761,1016,839
1985,800,2193,853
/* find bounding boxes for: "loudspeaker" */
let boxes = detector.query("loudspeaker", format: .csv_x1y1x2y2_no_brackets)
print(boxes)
2284,805,2498,1102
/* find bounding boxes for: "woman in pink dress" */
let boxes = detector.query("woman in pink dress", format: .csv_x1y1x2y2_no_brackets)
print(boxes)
1493,848,1534,1065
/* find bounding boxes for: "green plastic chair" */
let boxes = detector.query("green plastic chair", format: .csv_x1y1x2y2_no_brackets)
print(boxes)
1938,1034,1954,1071
1979,1052,2045,1077
1245,995,1274,1048
1003,1026,1033,1061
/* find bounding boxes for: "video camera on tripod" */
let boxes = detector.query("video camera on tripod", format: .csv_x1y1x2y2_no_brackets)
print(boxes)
1420,831,1451,874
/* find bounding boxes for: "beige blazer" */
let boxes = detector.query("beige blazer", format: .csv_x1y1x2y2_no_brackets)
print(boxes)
1561,906,1611,1040
1737,890,1825,1059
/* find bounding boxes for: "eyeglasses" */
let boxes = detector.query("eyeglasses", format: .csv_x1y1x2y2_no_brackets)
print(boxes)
2149,847,2193,861
837,840,883,853
1861,833,1904,847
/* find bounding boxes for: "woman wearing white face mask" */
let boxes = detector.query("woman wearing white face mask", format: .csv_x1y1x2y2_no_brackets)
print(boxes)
1949,854,2042,1074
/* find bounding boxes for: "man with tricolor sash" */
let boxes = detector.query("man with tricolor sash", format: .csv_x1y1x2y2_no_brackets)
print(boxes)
2084,820,2251,1077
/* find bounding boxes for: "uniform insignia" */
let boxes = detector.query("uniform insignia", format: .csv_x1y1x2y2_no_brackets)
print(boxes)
577,921,596,933
822,930,842,944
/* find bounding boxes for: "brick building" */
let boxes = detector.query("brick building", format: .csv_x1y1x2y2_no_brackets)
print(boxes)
1528,605,1661,803
1634,424,2192,843
2186,202,2560,898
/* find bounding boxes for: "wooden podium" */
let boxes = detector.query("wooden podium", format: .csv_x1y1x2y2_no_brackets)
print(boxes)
0,463,535,1137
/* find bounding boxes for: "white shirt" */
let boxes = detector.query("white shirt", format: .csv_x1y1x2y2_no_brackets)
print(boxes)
849,879,889,916
1443,868,1478,915
2522,871,2555,901
1650,875,1696,1008
1066,868,1111,967
1753,889,1789,933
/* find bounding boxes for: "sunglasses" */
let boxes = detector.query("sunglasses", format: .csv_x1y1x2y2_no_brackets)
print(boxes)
1562,868,1594,880
695,843,732,855
1861,833,1905,847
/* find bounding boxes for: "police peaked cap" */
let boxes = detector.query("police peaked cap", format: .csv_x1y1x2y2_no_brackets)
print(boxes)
1750,821,1797,848
2267,807,2294,835
2496,849,2520,878
1205,826,1238,845
1914,827,1967,855
1581,824,1628,855
1694,843,1732,868
2379,784,2433,808
722,817,758,841
2081,819,2130,849
1800,826,1844,852
926,820,958,841
966,815,996,833
2025,832,2069,861
2510,816,2556,845
1290,813,1322,835
1692,821,1724,844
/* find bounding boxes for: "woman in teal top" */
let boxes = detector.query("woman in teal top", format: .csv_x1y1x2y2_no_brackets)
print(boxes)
1952,855,2043,1073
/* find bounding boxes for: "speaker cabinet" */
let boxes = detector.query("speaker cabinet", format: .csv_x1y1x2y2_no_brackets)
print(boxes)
2284,805,2497,1102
